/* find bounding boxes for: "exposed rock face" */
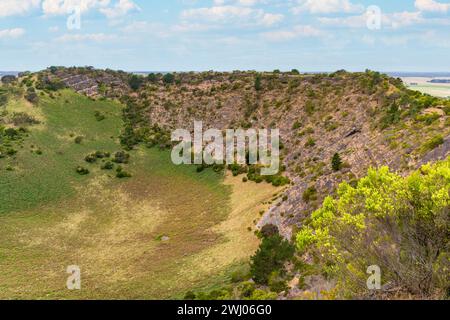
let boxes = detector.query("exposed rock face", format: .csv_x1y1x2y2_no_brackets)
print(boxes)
51,67,129,98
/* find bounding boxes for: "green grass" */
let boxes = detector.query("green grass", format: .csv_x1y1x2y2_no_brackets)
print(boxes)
0,90,275,299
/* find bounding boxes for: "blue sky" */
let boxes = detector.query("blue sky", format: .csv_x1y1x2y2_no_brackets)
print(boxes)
0,0,449,71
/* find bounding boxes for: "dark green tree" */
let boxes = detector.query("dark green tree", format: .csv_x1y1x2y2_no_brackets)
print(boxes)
332,153,342,171
162,73,175,84
128,74,143,91
250,234,295,284
254,74,262,91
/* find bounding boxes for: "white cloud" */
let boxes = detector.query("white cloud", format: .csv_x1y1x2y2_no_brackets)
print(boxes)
41,0,138,18
42,0,110,15
318,11,425,29
292,0,364,14
181,5,283,26
55,32,116,42
0,28,26,39
415,0,450,13
0,0,41,17
262,25,323,42
100,0,140,19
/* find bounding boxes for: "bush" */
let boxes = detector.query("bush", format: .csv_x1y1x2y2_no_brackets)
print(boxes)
421,135,444,154
25,87,39,104
296,159,450,298
128,74,144,91
254,74,262,91
76,166,89,175
116,166,132,178
305,137,316,147
305,101,315,115
11,112,40,126
162,73,175,84
74,136,83,144
113,151,130,164
85,153,97,163
302,186,317,203
94,111,105,121
101,161,114,170
260,224,279,238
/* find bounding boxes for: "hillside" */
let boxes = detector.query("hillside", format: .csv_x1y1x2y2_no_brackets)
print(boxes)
0,68,448,299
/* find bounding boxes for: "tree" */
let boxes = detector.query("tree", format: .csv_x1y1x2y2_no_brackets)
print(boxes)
128,74,143,91
250,233,295,285
296,158,450,298
331,153,342,171
162,73,175,84
147,73,158,83
254,74,262,91
291,69,300,75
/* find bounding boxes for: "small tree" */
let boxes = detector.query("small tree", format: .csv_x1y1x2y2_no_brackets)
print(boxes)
162,73,175,84
129,74,143,91
254,74,262,91
332,153,342,171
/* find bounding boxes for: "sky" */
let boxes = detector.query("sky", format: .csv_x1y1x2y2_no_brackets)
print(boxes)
0,0,449,72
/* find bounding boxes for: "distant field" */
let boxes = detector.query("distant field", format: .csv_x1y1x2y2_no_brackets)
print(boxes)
0,90,279,299
402,77,450,98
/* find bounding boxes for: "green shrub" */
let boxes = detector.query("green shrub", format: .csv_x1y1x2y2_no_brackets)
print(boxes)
302,186,317,203
94,111,106,121
305,137,316,147
113,151,130,164
305,101,315,115
85,153,97,163
416,113,441,125
116,166,132,178
101,161,114,170
421,135,444,154
76,166,89,175
296,159,450,298
292,120,301,130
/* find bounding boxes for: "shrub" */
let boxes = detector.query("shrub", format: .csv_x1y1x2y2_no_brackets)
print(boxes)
305,100,315,115
113,151,130,164
260,224,279,238
302,186,317,203
74,136,83,144
11,112,40,126
254,74,262,91
292,120,301,130
116,166,132,178
25,87,39,104
162,73,175,84
101,161,114,170
85,153,97,163
128,74,144,91
421,135,444,154
305,137,316,147
416,112,441,125
296,159,450,298
94,111,106,121
76,166,89,175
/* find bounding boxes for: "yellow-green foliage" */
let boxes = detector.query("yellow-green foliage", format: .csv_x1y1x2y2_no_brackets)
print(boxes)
296,158,450,298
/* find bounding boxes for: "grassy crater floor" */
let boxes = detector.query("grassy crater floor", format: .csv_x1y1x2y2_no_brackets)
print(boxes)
0,90,278,299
